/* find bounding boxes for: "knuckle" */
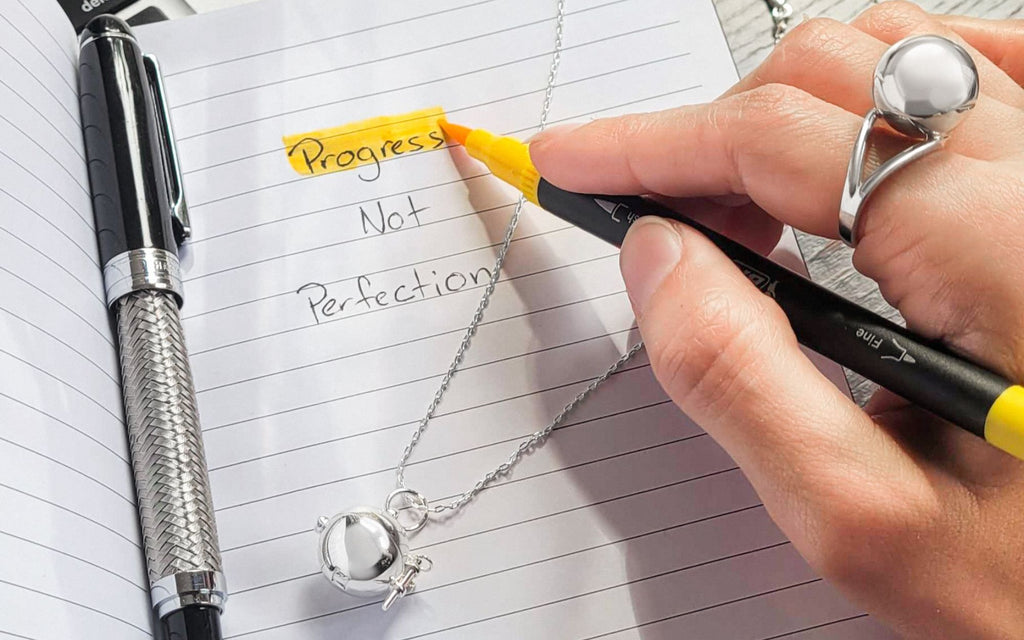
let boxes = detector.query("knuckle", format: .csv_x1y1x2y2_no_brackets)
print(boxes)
582,113,646,148
649,286,773,417
921,272,975,337
858,0,928,35
733,83,808,125
806,483,944,590
607,112,658,143
775,18,847,66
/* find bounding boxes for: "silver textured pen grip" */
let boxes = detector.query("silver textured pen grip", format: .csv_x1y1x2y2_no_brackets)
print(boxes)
116,290,226,616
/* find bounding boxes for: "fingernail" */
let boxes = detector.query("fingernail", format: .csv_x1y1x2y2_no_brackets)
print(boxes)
528,121,584,145
619,217,682,315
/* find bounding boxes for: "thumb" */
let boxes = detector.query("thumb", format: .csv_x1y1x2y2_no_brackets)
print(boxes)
620,216,916,560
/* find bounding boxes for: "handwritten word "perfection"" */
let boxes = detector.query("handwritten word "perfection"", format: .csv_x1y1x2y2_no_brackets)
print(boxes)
297,264,493,325
283,106,445,182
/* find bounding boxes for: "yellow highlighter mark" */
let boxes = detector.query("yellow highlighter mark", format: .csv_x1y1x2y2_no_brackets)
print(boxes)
283,106,446,182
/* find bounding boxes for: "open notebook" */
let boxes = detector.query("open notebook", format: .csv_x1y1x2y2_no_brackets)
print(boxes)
0,0,900,638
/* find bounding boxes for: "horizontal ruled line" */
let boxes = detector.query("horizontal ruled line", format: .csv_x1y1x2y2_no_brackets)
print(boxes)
183,49,684,206
0,188,98,269
163,0,505,77
0,13,76,95
0,112,88,193
0,436,133,505
0,578,149,635
219,382,666,552
203,299,636,433
13,0,75,65
199,287,626,398
218,390,666,518
364,507,778,616
0,482,140,550
0,305,118,385
188,235,616,357
181,81,696,254
0,76,83,161
0,227,104,305
217,333,647,509
186,201,514,284
0,265,112,347
183,62,694,178
186,171,482,240
577,578,824,640
0,147,91,229
0,529,145,592
0,43,78,127
230,461,740,596
0,347,122,423
171,0,630,110
228,540,796,638
0,392,128,464
759,614,872,640
204,321,638,466
417,462,737,553
174,83,698,308
176,22,679,144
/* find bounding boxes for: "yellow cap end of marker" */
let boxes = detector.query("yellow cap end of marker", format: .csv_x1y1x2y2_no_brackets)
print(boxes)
439,120,541,206
985,385,1024,460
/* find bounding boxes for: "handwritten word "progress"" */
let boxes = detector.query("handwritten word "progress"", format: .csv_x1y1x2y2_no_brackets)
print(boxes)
283,106,445,182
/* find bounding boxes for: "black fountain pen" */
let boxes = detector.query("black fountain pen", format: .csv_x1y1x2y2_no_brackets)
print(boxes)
78,16,227,640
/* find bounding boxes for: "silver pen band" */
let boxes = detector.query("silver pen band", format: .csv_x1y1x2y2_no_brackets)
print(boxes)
116,290,226,616
151,571,228,618
103,248,184,307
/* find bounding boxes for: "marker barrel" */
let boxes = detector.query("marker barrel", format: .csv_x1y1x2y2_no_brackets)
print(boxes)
535,180,1010,436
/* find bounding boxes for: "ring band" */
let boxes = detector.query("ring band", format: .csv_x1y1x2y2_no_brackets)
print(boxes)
839,35,979,247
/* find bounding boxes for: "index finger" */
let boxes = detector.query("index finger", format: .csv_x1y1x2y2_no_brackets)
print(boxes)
528,84,901,239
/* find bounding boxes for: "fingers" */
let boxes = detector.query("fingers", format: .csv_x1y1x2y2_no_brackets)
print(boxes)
935,14,1024,85
530,85,891,238
851,1,1024,109
650,196,784,257
723,18,879,112
528,87,1024,372
618,215,921,565
722,17,1024,160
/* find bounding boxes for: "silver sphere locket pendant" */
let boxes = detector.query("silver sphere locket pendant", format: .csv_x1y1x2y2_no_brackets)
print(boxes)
316,489,432,611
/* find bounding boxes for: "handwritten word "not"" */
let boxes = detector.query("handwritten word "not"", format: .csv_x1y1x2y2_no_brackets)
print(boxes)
360,196,427,237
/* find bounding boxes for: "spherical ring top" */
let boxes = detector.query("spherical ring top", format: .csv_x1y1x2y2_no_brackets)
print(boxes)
872,34,979,137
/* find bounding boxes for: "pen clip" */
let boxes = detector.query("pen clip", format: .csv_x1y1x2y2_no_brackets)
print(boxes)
143,53,191,244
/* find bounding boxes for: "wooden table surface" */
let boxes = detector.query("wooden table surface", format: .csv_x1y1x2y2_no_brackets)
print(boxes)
715,0,1021,403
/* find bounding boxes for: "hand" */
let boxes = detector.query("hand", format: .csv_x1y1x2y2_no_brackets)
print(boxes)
530,3,1024,638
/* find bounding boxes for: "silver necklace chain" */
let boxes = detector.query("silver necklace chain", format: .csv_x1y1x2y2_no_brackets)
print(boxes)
766,0,795,42
395,0,644,516
395,0,887,518
770,0,881,42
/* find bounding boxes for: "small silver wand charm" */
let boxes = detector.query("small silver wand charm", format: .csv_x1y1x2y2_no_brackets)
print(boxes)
316,489,432,611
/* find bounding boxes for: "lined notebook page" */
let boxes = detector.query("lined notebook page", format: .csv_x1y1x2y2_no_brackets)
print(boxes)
0,1,151,639
139,1,895,638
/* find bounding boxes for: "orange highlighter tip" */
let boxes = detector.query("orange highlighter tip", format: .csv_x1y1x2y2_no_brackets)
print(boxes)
438,119,471,145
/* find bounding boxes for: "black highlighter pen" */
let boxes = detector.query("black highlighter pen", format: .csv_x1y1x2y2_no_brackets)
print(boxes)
439,119,1024,460
78,16,226,640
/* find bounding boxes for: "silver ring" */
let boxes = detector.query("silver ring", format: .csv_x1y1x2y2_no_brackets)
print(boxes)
839,35,978,247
